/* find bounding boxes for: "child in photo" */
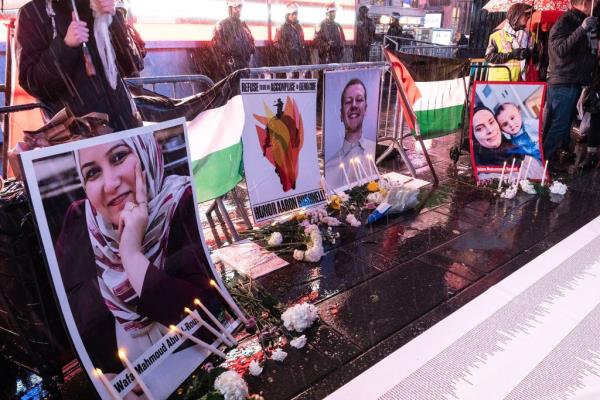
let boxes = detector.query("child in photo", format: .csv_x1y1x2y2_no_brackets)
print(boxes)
494,102,541,161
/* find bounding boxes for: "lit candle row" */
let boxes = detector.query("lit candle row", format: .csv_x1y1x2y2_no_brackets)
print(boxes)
95,278,248,399
338,154,381,189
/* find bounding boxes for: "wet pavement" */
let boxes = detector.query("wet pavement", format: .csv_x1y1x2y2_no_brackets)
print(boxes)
242,135,600,400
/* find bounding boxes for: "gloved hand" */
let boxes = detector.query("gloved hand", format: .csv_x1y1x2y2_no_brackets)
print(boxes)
510,48,531,60
582,16,598,32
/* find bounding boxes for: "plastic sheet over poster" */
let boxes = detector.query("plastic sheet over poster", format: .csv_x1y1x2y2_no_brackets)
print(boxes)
240,79,326,222
19,119,240,399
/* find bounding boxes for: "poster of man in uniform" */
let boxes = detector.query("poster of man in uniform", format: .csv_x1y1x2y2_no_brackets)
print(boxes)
241,79,326,222
470,82,547,184
20,120,239,400
323,68,382,191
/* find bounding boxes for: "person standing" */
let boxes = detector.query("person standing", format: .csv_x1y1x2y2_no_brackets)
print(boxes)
453,30,469,58
387,12,403,38
274,2,307,66
315,2,346,64
543,0,597,163
354,5,375,62
212,0,256,76
16,0,142,131
485,3,534,82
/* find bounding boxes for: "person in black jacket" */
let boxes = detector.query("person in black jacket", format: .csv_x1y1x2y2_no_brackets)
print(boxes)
315,3,346,64
212,0,256,76
387,12,403,38
542,0,598,162
354,5,375,62
16,0,142,132
274,2,307,66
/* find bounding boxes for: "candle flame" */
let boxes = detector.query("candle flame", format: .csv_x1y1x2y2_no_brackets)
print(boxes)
184,307,192,314
95,368,103,376
169,324,178,332
209,279,217,287
366,154,372,160
194,298,202,306
339,163,344,168
118,349,126,359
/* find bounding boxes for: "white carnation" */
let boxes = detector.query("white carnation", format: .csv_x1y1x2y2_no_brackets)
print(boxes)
267,232,283,246
346,214,361,227
519,180,536,194
290,335,307,349
366,192,384,204
248,360,263,376
281,302,319,332
304,244,324,262
271,348,288,362
500,186,517,199
293,249,305,261
214,371,248,400
321,216,341,226
336,192,350,202
549,181,568,195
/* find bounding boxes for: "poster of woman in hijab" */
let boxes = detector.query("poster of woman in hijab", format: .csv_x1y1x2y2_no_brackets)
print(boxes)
20,120,239,399
470,82,547,184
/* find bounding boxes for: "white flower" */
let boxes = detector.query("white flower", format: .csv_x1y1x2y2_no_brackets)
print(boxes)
267,232,283,246
346,214,361,227
304,244,324,262
321,216,341,227
214,371,248,400
281,302,319,332
335,191,350,202
367,192,384,204
290,335,307,349
293,249,305,261
271,348,288,362
519,180,536,194
549,181,568,195
500,186,517,199
248,360,263,376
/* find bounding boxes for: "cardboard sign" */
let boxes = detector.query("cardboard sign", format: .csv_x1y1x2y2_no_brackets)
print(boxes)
240,79,326,222
469,82,548,184
20,119,239,399
323,68,383,191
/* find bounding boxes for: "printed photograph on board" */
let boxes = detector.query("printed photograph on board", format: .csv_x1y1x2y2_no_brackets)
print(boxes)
323,68,382,191
470,82,547,184
240,79,326,222
20,120,238,399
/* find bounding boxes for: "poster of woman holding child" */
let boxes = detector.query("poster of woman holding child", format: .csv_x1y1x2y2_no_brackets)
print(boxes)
469,82,547,184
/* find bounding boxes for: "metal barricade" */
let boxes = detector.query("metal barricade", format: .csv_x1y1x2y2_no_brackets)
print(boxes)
383,36,460,58
125,74,215,98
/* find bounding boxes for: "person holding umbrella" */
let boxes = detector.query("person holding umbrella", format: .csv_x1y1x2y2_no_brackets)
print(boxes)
485,2,534,81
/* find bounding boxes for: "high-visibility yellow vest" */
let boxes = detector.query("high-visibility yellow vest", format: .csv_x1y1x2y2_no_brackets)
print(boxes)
487,29,522,82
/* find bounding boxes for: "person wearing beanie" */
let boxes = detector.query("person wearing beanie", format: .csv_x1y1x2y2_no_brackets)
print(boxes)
354,5,375,62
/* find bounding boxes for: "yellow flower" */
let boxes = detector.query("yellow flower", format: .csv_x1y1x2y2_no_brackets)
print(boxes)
367,181,379,192
330,195,341,210
294,210,307,221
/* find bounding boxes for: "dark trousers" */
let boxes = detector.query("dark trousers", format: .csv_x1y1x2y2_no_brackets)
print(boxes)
353,46,370,62
542,84,582,158
589,112,600,147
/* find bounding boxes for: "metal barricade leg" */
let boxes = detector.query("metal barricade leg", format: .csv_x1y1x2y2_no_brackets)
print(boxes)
216,197,241,242
232,187,253,230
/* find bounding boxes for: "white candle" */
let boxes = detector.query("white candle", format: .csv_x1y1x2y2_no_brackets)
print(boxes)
541,159,549,186
497,160,507,191
508,158,516,184
349,158,358,182
514,161,524,187
210,280,250,324
357,157,370,181
169,325,227,359
118,350,155,400
95,369,121,400
524,157,532,180
339,163,351,187
365,154,374,175
369,155,381,180
193,299,237,345
184,307,234,347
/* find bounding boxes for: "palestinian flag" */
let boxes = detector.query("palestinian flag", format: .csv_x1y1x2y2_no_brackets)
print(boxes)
134,71,245,203
384,49,470,139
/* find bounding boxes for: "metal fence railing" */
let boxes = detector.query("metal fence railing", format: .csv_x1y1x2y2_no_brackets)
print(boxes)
383,36,461,58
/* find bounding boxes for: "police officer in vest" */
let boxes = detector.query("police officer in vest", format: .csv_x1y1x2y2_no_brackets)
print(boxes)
315,2,346,64
212,0,256,76
354,5,375,62
274,2,307,66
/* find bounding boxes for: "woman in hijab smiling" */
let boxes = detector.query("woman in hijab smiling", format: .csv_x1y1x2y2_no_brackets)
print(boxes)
55,133,223,373
472,106,524,166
